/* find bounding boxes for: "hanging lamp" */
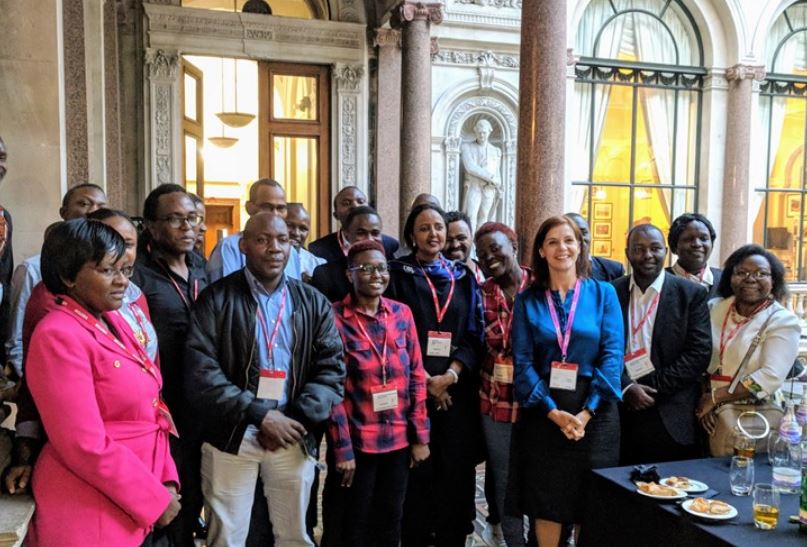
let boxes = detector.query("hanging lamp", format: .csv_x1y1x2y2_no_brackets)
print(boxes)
216,58,256,128
209,58,239,148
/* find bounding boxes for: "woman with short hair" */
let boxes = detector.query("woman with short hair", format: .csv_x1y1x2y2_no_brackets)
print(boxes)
26,219,180,546
666,213,722,298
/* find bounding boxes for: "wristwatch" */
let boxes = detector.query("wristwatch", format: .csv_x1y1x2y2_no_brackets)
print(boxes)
582,406,596,417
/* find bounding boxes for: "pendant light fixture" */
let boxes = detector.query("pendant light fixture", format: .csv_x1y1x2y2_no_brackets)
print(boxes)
216,57,256,129
209,57,239,148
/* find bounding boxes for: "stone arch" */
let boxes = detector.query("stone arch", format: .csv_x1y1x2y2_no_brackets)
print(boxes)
438,86,519,227
751,0,802,64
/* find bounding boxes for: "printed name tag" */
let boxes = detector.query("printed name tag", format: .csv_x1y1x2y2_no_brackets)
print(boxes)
371,384,399,412
427,330,452,357
493,358,514,384
257,369,287,401
549,361,578,391
624,348,655,380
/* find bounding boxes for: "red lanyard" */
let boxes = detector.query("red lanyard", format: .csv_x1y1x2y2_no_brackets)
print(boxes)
545,279,582,362
719,299,772,367
338,230,350,257
630,290,661,339
496,272,528,351
255,287,288,369
353,308,390,384
164,272,197,309
418,257,456,325
59,298,159,382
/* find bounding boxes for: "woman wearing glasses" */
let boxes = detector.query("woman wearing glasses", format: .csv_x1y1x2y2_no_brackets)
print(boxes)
25,219,180,546
327,239,430,546
386,203,484,547
696,244,800,453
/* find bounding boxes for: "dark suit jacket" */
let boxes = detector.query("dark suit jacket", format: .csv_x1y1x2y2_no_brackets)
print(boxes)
612,273,712,446
665,266,723,300
310,258,351,303
0,208,13,364
309,232,399,262
592,256,624,282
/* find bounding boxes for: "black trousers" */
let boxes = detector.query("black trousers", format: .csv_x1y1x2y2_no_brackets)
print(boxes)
340,448,411,547
401,396,480,547
620,406,699,465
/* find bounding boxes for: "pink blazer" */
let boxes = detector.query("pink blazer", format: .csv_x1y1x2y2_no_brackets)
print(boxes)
25,296,178,547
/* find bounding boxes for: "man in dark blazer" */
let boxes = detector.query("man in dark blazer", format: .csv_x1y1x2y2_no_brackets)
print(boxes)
613,223,712,464
310,205,386,302
309,186,399,261
565,212,624,281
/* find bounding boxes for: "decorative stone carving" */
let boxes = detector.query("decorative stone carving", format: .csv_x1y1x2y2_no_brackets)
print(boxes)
337,0,363,23
145,49,179,79
341,96,357,184
335,64,364,92
375,28,402,48
391,1,444,27
725,64,766,81
478,66,495,89
443,95,518,226
432,48,519,69
455,0,522,7
461,118,502,233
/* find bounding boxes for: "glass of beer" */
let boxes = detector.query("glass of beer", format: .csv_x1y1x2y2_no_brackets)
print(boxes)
734,428,756,458
752,483,780,530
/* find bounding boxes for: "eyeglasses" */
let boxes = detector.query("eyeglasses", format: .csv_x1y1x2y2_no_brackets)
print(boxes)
349,263,389,275
158,214,202,228
96,265,134,279
732,269,772,280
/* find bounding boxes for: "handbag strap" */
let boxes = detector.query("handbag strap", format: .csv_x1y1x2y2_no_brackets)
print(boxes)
727,306,781,394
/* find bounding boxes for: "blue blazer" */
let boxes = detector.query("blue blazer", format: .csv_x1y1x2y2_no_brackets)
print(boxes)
512,278,624,415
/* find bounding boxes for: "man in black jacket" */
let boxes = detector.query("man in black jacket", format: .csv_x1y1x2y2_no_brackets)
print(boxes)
185,212,344,546
309,186,399,261
612,224,712,464
566,212,625,281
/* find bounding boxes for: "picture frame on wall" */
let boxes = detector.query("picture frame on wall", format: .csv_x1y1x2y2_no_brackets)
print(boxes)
593,202,612,220
593,221,611,238
786,194,801,218
593,240,612,257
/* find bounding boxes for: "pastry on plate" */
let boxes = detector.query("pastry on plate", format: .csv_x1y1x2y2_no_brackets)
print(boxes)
636,481,680,497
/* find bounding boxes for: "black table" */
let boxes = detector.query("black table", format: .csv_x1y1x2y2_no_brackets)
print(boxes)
579,456,803,546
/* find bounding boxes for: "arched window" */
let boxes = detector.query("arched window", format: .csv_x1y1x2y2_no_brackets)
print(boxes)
181,0,326,20
756,1,807,281
572,0,704,265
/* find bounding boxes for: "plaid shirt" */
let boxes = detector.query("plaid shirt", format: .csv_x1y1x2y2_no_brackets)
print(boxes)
328,295,430,463
480,266,531,423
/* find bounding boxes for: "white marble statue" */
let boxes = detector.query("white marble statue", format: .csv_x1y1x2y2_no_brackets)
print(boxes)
461,119,502,233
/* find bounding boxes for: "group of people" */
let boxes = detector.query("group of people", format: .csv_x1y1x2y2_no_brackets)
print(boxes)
0,136,801,547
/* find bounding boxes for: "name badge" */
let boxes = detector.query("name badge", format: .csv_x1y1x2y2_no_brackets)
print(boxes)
257,369,287,401
493,357,514,384
549,361,578,391
371,384,399,412
624,348,655,380
426,330,452,357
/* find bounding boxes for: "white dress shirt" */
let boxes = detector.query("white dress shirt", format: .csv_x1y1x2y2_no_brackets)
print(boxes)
627,270,665,355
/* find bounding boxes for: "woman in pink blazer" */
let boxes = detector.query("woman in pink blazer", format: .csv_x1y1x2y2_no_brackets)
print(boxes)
25,219,180,546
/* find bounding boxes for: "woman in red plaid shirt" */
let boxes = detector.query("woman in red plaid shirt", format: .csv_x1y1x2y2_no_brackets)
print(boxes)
327,239,430,546
476,222,531,547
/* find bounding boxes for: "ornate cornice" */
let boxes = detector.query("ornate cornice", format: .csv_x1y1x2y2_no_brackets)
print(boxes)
725,64,766,82
391,1,444,28
145,48,179,79
432,48,519,69
374,28,402,48
334,64,364,93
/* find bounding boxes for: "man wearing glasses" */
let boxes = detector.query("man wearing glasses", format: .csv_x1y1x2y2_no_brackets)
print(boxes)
206,178,303,283
132,183,209,546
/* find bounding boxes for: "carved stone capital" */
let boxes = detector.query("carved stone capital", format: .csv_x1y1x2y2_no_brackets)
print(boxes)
145,48,179,79
334,64,364,93
725,64,766,82
391,1,443,28
374,28,402,48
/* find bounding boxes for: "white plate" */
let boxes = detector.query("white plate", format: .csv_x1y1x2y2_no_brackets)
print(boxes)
660,477,709,493
635,486,687,500
681,499,738,520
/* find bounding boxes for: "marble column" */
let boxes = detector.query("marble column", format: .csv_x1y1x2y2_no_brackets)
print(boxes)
516,0,566,262
720,64,766,263
374,28,402,237
391,1,442,226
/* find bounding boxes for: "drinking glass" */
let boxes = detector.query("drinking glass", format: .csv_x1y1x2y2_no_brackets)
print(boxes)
729,455,754,496
752,483,780,530
733,428,756,458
